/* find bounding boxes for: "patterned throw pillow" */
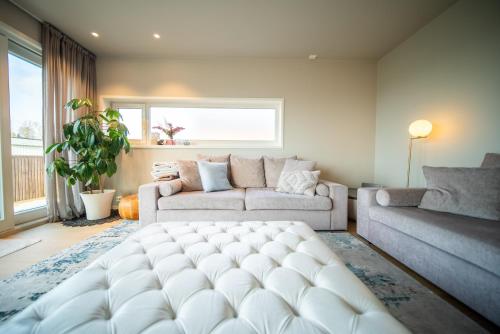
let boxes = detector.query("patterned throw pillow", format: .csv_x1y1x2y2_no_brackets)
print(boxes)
276,170,321,196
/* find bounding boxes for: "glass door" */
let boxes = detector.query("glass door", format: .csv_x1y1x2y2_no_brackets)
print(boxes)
8,49,45,218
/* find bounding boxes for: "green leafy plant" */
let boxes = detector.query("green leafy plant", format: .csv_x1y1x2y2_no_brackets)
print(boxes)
45,98,130,193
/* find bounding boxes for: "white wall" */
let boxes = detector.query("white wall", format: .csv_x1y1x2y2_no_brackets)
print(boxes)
97,57,377,196
374,0,500,187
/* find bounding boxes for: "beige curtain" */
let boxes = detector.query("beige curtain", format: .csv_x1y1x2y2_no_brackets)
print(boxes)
42,23,97,221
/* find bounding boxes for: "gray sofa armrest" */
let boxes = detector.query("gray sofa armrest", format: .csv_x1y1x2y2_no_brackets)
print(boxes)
319,179,348,230
139,182,160,227
357,188,380,239
376,188,427,207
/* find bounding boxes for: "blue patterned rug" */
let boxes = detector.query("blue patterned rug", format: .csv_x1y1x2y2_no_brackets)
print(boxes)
319,233,486,334
0,223,486,333
0,220,139,322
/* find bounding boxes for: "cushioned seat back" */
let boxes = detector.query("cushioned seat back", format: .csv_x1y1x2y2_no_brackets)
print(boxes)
481,153,500,167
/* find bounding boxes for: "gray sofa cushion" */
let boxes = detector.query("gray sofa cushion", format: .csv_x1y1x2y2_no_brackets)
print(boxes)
230,156,266,188
158,189,245,210
419,166,500,220
245,188,332,211
263,156,297,188
369,206,500,276
481,153,500,167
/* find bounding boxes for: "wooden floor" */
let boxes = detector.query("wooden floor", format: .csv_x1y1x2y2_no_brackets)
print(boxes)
0,220,122,279
0,219,497,332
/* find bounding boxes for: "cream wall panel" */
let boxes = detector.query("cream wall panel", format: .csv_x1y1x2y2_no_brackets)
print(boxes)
97,57,377,196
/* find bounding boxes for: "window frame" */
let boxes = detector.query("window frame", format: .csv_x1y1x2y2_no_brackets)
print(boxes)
111,103,147,145
104,97,284,149
0,23,47,229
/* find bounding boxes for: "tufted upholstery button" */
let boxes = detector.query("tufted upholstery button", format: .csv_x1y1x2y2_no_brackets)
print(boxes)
2,221,409,334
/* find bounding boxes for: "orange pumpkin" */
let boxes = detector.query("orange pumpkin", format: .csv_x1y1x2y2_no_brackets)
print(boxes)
118,194,139,220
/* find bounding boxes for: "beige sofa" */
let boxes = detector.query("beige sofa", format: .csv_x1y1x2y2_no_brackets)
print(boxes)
139,179,348,230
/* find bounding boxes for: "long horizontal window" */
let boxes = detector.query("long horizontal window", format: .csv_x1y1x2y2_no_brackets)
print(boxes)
109,98,283,148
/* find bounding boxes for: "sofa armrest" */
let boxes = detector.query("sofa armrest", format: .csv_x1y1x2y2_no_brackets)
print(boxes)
357,188,380,239
376,188,427,207
319,179,348,230
138,182,160,227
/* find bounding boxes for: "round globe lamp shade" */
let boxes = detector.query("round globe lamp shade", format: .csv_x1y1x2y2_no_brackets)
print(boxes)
408,120,432,138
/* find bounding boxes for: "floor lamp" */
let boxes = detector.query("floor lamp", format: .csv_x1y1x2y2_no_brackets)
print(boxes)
407,120,432,188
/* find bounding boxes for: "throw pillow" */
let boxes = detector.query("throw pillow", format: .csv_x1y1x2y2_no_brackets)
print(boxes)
230,156,266,188
281,159,316,173
197,161,233,192
263,156,297,188
315,183,330,197
197,154,231,181
276,170,321,196
481,153,500,168
177,160,203,192
158,179,183,197
419,166,500,220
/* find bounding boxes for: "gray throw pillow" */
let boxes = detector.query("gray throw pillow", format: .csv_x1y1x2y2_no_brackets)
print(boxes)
419,166,500,220
197,161,232,192
263,156,297,188
481,153,500,168
281,159,316,173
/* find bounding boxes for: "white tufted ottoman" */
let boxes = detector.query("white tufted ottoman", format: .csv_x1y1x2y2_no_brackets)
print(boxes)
3,221,408,334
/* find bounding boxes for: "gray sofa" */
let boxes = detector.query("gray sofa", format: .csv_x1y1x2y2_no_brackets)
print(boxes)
357,153,500,326
139,179,348,230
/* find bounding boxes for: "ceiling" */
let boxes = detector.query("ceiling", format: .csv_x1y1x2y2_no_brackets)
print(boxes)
12,0,456,59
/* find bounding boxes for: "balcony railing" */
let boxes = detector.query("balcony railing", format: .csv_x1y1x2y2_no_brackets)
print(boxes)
12,155,45,202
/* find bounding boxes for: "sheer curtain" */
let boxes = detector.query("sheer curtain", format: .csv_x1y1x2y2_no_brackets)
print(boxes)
42,23,97,221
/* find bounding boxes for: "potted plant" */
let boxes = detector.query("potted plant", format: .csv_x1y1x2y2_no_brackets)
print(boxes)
152,119,185,145
45,98,130,220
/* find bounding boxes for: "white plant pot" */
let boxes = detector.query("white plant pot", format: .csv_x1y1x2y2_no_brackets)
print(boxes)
80,189,116,220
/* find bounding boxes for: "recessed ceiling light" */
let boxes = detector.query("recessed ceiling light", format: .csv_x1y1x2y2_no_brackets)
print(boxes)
308,54,318,60
91,32,99,37
153,33,161,39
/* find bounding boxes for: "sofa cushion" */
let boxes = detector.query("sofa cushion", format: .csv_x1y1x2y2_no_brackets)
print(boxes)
158,188,245,210
481,153,500,167
276,170,320,196
245,188,332,211
282,159,316,172
197,161,232,192
230,156,266,188
263,156,297,188
197,154,231,181
158,179,183,197
419,166,500,220
369,206,500,276
177,160,203,191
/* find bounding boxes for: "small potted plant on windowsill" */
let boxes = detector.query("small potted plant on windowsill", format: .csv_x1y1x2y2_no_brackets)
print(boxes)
152,120,185,145
45,98,130,220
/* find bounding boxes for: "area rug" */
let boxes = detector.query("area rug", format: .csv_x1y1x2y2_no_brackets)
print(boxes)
0,223,487,333
320,232,486,334
61,210,121,227
0,220,139,322
0,239,41,258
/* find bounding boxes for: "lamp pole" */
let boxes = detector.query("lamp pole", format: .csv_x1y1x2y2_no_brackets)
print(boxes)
406,137,415,188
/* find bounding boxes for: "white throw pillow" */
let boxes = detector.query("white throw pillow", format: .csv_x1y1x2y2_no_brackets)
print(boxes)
276,170,321,196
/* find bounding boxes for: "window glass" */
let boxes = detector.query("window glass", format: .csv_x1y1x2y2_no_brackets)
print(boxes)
117,108,143,140
150,107,276,141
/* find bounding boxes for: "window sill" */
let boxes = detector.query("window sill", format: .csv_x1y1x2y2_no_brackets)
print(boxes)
130,144,283,149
